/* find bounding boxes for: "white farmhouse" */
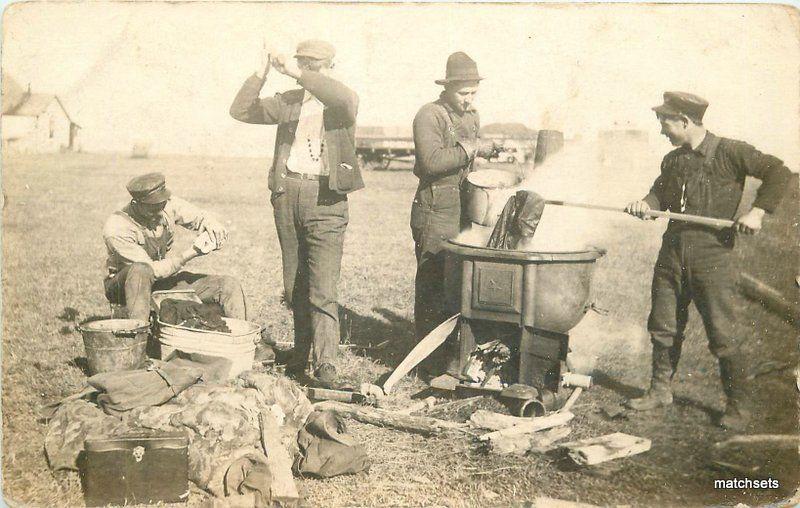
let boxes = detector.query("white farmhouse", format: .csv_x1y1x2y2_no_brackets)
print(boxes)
2,76,80,154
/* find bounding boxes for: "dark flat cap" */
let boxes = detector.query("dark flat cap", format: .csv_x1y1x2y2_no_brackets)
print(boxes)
652,91,709,120
127,172,171,204
295,39,335,60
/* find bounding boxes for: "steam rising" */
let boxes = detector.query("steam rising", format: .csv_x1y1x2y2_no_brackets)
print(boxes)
458,135,662,252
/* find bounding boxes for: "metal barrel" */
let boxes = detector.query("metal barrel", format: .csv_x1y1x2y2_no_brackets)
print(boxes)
534,130,564,166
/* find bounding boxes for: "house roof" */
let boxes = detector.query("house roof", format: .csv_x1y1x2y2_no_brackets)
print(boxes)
3,90,78,127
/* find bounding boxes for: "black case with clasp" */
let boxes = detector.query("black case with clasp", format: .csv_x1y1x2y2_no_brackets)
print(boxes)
79,430,189,506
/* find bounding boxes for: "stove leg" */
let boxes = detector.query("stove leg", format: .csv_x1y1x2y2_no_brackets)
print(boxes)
519,328,568,393
457,318,476,376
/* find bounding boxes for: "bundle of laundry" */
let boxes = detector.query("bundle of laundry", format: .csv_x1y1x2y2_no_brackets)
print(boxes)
159,298,230,333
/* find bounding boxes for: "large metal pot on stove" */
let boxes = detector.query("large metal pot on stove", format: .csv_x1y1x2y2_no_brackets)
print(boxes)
464,169,521,226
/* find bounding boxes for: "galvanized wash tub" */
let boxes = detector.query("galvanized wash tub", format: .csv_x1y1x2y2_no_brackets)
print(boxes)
157,318,261,379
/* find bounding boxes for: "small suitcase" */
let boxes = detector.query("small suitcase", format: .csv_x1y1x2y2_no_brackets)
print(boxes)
79,430,189,506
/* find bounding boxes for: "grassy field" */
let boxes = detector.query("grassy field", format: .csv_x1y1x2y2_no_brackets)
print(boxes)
2,152,798,507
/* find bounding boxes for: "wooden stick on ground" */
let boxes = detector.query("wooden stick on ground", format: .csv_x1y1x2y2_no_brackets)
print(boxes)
259,410,300,507
715,434,800,449
558,387,583,413
314,400,468,436
396,396,437,415
489,426,573,456
739,273,800,327
559,432,651,466
478,411,574,442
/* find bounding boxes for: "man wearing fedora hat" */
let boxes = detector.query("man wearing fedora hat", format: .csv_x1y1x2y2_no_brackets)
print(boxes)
230,39,361,388
624,91,792,431
410,51,499,365
103,172,247,323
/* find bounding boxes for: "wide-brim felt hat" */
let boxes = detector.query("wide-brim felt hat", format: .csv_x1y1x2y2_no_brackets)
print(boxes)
435,51,483,85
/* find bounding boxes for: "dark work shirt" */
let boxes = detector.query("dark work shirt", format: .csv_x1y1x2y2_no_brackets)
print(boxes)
644,132,792,220
412,93,480,186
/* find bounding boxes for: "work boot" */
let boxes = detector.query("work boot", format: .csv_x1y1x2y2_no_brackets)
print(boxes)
718,355,752,432
254,340,276,365
312,363,352,391
626,344,674,411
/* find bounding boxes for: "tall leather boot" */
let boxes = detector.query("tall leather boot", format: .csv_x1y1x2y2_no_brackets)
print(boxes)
627,343,675,411
718,355,751,431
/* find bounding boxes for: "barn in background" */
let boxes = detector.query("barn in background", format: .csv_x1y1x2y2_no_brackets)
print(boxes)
2,76,81,154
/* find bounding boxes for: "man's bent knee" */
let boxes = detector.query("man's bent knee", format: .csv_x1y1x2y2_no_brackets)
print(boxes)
219,275,243,295
128,263,156,282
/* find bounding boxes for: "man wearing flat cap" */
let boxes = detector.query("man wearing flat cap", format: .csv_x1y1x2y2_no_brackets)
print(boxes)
624,92,792,431
230,39,361,387
103,172,247,322
410,51,499,371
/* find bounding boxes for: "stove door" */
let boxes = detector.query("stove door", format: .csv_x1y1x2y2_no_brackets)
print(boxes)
470,261,523,320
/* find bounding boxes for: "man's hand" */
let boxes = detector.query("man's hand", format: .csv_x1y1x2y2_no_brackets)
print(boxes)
625,200,655,220
193,232,217,255
202,219,228,248
271,54,301,80
255,43,271,80
475,139,501,160
734,207,765,235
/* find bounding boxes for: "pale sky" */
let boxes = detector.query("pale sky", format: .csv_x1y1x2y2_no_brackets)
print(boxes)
2,2,799,168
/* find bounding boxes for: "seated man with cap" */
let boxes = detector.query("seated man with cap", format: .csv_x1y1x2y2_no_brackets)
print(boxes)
230,39,362,388
624,91,792,431
103,172,247,323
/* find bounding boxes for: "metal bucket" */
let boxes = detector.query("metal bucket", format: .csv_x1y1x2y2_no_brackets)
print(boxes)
79,319,150,375
464,169,521,226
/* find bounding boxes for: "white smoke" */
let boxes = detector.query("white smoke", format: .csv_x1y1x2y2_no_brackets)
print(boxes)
457,135,662,252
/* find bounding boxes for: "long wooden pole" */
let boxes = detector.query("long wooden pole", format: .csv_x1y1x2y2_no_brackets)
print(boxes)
545,200,735,229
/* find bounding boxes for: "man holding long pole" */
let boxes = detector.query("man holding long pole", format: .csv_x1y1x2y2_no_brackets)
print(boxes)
624,92,792,431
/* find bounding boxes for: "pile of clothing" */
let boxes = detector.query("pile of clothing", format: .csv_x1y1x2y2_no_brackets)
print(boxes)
43,358,368,502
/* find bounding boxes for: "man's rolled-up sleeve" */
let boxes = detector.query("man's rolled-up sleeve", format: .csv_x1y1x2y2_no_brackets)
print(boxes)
413,105,469,178
103,233,182,279
167,197,214,232
731,141,793,213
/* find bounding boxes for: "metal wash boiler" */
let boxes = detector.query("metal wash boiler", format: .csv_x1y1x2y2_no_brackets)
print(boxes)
442,237,605,413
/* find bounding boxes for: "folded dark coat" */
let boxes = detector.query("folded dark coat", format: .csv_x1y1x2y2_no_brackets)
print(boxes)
88,361,204,416
487,190,545,249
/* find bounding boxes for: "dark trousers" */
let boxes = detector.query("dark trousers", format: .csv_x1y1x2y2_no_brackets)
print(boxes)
272,177,348,369
104,263,247,322
411,188,463,340
648,228,740,360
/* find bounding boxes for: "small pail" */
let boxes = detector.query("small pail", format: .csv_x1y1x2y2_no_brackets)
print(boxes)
464,169,521,226
79,319,150,375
